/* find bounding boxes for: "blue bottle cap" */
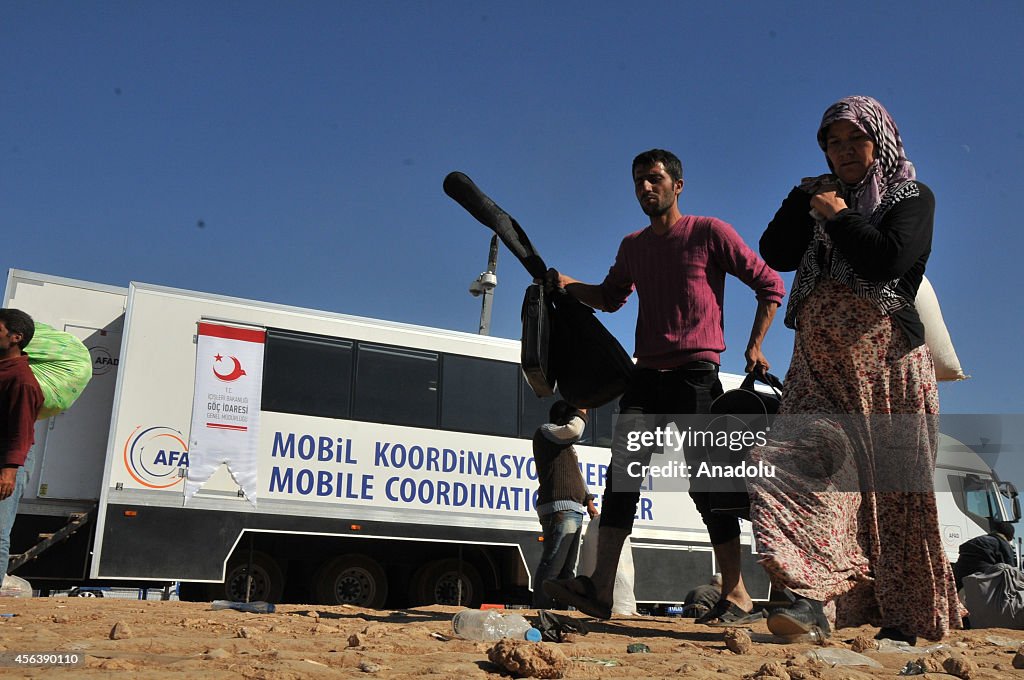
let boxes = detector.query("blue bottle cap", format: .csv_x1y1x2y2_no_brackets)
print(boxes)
524,627,542,642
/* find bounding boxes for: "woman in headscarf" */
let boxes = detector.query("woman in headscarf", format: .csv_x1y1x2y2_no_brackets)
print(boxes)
748,96,961,644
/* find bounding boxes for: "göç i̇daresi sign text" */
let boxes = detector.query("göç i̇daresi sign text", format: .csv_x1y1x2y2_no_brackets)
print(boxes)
186,322,266,506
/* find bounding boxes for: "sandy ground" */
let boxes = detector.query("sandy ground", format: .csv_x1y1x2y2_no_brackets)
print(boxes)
0,598,1023,678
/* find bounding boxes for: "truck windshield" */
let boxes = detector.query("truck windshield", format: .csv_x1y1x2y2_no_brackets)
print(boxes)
964,474,1005,523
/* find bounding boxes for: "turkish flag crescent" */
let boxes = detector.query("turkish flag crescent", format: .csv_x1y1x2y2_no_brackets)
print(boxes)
186,323,265,506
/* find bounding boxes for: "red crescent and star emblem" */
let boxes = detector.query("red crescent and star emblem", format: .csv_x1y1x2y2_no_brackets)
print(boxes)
212,353,247,382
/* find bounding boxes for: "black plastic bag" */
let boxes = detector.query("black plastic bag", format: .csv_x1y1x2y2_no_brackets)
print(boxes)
536,610,590,642
547,290,633,408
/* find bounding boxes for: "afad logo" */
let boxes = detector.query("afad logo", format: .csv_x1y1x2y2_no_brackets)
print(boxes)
123,425,189,489
212,353,246,382
88,346,119,376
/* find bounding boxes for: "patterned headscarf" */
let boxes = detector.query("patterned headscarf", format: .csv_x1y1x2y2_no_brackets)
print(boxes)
815,95,915,217
784,96,919,329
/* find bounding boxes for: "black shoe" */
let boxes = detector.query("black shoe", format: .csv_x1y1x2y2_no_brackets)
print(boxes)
875,627,917,646
766,598,831,639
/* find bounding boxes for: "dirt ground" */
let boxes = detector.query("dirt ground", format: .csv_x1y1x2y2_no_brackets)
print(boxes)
0,598,1023,679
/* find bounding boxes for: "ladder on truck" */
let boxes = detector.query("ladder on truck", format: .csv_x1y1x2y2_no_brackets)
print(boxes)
7,508,93,572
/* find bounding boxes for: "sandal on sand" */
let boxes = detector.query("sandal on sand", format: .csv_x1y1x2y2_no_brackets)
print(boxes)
542,576,612,620
696,599,764,626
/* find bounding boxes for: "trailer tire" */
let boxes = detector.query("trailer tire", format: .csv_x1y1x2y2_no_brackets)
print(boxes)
409,559,484,607
211,551,285,604
314,554,388,608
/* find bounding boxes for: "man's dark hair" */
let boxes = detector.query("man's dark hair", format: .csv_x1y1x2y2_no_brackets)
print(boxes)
632,149,684,183
549,400,578,425
993,520,1016,540
0,308,35,350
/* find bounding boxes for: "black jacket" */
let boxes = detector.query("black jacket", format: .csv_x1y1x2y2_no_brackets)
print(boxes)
954,533,1017,590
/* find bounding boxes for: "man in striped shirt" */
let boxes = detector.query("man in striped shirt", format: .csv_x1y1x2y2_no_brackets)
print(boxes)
542,149,784,624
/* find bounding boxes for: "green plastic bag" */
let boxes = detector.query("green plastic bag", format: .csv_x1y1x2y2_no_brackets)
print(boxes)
25,322,93,419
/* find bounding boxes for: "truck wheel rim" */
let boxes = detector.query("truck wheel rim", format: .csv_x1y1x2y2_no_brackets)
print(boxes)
333,567,377,605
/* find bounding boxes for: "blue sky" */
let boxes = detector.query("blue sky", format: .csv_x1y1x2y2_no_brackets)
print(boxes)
3,2,1023,488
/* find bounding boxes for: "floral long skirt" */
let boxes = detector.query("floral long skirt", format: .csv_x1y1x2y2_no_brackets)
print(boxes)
748,280,961,640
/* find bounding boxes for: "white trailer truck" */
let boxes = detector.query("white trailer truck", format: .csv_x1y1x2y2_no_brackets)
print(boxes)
4,270,1018,606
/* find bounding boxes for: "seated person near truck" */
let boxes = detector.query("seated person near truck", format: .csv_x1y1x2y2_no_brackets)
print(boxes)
954,521,1017,591
682,573,723,618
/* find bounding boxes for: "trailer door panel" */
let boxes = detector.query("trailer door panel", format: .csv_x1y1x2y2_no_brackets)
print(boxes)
37,324,122,499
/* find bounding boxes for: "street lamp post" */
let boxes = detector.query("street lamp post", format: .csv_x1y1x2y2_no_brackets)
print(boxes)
468,235,499,335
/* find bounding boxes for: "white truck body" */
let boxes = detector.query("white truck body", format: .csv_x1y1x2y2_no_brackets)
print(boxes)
4,269,1017,606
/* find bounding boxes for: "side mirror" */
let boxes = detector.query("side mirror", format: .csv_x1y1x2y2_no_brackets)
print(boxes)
1002,481,1022,521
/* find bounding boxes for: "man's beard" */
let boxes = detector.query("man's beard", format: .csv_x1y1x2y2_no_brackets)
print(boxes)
641,199,672,217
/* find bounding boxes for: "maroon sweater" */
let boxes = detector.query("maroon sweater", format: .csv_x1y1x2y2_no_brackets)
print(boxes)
599,215,785,369
0,354,44,467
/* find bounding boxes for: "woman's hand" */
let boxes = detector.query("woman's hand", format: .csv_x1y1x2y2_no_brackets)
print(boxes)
810,190,848,221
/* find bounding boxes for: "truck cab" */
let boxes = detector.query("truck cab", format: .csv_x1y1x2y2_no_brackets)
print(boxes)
935,433,1020,568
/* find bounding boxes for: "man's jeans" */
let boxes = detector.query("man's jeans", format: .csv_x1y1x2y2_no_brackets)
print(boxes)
532,509,584,608
0,444,36,576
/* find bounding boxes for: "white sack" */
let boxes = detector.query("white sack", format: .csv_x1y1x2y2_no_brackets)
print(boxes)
917,275,967,382
577,514,637,615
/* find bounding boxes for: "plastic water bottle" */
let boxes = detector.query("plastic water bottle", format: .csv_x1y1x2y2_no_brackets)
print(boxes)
804,648,882,668
0,574,33,598
452,609,541,641
211,600,275,613
780,626,826,645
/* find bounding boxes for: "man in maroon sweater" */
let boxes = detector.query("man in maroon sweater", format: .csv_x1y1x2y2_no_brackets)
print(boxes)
0,309,45,580
543,149,784,623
